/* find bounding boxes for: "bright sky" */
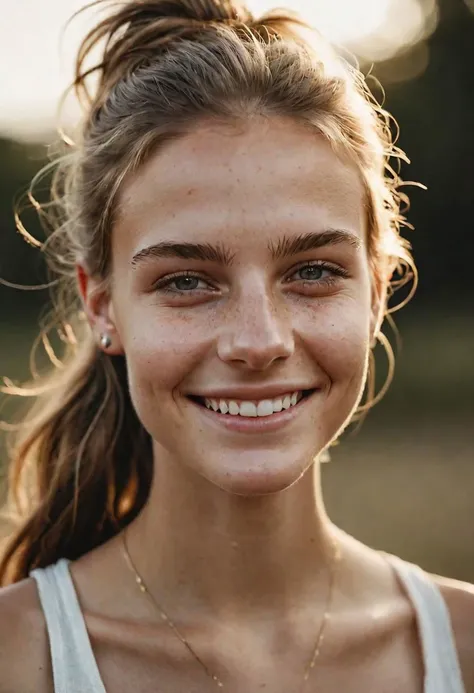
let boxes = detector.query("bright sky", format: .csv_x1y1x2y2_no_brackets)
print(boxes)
0,0,438,141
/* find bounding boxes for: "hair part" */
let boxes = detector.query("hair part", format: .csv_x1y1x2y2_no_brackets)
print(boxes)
0,0,417,584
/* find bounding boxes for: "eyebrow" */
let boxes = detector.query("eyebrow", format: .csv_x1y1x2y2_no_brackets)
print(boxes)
269,229,362,260
131,229,361,268
131,241,236,267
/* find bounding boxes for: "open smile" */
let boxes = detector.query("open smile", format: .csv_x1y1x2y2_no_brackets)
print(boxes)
187,389,317,433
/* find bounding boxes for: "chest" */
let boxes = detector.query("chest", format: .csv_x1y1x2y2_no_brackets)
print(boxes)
89,618,425,693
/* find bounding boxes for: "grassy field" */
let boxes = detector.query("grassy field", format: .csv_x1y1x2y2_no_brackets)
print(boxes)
324,413,474,582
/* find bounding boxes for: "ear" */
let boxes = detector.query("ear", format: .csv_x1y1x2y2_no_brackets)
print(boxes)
76,264,124,355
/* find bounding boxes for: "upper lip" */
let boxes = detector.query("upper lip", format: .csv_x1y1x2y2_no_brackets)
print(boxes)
188,385,318,401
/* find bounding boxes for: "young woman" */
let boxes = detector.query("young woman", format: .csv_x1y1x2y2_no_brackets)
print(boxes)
0,1,473,691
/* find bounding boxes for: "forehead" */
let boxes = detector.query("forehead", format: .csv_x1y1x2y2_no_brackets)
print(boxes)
115,117,366,252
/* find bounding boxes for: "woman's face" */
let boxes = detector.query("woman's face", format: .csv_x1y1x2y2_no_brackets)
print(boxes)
99,117,379,495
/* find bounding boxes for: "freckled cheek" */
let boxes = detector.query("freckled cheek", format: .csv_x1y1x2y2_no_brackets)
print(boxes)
122,318,211,397
295,302,371,383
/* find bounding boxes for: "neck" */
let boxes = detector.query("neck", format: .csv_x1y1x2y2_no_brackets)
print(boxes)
126,449,337,627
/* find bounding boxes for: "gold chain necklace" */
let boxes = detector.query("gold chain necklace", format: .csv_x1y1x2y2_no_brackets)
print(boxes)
121,528,341,691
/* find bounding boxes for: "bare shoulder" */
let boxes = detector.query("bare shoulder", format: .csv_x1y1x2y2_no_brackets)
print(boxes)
0,577,52,693
432,573,474,693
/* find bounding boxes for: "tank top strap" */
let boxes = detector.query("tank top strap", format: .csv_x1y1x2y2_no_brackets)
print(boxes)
30,559,106,693
385,554,465,693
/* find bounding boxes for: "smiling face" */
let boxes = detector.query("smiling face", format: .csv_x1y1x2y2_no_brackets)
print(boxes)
87,116,380,495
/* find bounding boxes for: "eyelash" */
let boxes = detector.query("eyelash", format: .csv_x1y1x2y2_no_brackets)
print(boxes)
154,262,349,295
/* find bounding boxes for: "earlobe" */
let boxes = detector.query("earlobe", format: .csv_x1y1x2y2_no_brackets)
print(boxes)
76,264,124,355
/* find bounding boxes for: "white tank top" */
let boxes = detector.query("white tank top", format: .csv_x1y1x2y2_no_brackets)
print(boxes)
30,554,466,693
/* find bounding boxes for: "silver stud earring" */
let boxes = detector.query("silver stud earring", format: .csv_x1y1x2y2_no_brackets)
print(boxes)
100,333,112,349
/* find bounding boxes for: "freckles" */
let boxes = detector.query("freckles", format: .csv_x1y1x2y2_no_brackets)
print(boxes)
126,312,214,395
329,330,368,374
301,303,369,377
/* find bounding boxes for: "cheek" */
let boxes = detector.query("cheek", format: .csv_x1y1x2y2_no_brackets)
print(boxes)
119,308,211,411
297,296,371,385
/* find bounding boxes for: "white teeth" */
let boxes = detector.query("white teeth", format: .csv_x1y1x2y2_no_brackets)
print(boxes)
257,400,274,417
203,391,305,417
272,398,283,412
239,402,258,417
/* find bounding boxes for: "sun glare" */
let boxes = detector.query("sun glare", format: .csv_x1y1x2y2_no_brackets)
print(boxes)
0,0,439,140
250,0,438,61
250,0,392,46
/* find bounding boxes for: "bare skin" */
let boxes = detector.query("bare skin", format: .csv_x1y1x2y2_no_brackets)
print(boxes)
0,117,473,692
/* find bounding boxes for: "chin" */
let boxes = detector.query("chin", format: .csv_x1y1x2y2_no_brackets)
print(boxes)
197,450,314,497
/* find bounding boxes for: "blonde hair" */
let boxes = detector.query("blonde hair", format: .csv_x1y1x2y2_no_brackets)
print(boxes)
0,0,416,584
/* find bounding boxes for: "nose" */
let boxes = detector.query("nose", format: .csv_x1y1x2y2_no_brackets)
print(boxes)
217,290,295,371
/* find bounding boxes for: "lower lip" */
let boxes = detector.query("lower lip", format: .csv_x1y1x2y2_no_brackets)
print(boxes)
189,393,316,433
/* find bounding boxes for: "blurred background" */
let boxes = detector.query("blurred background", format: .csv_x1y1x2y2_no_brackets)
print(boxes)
0,0,473,579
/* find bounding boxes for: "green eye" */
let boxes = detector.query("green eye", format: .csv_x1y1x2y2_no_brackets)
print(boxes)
154,272,216,295
297,266,324,281
286,261,349,287
172,276,201,291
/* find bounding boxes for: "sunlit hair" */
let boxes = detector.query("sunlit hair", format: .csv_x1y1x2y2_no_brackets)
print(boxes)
0,0,417,584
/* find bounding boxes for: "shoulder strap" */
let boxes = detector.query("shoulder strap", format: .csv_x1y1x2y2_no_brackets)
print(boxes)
387,555,465,693
30,559,107,693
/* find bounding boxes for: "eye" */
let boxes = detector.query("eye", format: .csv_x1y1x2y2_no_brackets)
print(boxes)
296,265,326,281
287,261,349,284
171,276,202,291
153,271,215,294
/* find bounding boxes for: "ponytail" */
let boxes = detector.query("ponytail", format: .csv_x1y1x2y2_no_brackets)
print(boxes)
0,333,152,585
